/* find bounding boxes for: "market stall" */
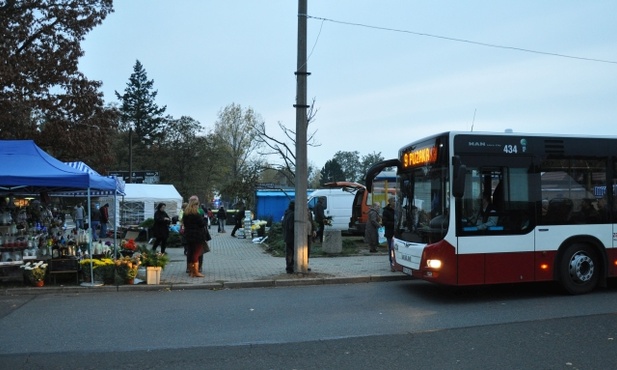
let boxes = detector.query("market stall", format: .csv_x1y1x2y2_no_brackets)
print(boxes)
0,140,120,286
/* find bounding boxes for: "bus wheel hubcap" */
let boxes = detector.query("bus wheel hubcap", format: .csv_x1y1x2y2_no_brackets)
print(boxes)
569,252,594,283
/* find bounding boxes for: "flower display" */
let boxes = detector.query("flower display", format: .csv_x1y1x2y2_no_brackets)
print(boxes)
250,220,267,231
138,246,170,269
115,255,141,282
121,239,137,251
20,261,48,283
80,258,115,283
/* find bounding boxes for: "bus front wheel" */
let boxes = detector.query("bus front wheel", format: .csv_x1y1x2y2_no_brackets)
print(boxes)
558,243,599,295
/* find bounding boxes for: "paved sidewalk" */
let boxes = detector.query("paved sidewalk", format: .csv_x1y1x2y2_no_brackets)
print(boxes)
164,226,406,284
2,225,410,295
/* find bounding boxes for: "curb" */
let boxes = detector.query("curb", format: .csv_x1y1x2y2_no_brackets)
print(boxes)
1,274,412,296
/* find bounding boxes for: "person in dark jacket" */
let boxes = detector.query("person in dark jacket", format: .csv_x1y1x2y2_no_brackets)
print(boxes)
231,202,246,237
99,203,109,240
382,198,396,271
182,197,206,277
314,197,325,243
282,201,295,274
152,203,171,254
217,206,227,233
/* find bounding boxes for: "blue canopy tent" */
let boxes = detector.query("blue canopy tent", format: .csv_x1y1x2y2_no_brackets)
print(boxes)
0,140,119,286
60,161,126,258
0,140,116,192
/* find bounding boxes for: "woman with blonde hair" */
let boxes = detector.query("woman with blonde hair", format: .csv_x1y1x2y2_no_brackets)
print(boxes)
182,196,206,277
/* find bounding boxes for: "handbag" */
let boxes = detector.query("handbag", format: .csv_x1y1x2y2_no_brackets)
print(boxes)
203,241,211,254
378,226,386,244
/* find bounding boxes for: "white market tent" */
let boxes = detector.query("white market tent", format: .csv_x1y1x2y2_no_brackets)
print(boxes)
100,184,183,227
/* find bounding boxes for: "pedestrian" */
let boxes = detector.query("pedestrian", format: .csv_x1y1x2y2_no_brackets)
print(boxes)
365,202,381,253
99,203,109,240
152,202,171,254
217,206,227,233
207,208,214,229
382,197,396,271
282,200,295,274
73,202,85,229
89,202,100,242
195,200,211,273
314,197,325,243
182,196,206,278
307,207,316,271
231,201,246,237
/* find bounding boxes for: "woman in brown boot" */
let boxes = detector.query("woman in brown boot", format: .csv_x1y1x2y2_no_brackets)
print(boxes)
182,196,206,277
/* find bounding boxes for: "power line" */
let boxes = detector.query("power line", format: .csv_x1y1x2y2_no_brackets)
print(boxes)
303,14,617,65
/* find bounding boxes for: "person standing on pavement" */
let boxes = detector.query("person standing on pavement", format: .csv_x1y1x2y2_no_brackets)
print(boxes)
73,202,85,229
314,197,326,243
99,203,109,240
231,202,246,237
217,206,227,233
365,202,382,253
306,207,316,271
195,200,211,273
282,200,295,274
89,202,100,242
182,196,206,278
382,198,396,271
152,203,171,254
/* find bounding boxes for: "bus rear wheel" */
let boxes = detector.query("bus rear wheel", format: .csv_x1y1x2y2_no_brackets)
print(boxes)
558,243,599,295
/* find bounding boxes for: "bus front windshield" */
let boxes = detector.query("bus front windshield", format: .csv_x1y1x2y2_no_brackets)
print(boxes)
397,164,449,243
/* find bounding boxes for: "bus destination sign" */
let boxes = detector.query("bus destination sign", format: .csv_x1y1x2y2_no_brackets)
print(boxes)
401,145,438,168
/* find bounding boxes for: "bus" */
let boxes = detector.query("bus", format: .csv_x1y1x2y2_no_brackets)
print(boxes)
366,131,617,294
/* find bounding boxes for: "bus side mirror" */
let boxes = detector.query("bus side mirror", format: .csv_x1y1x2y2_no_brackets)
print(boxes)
453,159,466,198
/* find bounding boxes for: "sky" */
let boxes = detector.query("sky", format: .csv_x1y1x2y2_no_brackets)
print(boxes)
78,1,617,170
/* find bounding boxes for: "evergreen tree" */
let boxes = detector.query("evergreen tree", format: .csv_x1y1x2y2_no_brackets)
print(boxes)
115,60,167,148
320,159,344,185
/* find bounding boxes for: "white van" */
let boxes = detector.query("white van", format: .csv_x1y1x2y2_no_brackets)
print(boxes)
307,182,364,233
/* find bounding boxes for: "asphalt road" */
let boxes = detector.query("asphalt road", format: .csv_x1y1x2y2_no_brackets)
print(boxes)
2,280,617,369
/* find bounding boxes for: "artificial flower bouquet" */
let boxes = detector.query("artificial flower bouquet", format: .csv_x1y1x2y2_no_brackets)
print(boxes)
20,261,48,283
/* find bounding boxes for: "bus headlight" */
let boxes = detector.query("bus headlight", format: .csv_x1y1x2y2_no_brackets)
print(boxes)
426,259,442,269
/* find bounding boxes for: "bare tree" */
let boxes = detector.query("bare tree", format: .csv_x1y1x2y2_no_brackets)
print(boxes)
253,98,320,185
214,103,265,203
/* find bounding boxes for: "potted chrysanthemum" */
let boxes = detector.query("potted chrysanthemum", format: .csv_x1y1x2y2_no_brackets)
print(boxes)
114,255,141,284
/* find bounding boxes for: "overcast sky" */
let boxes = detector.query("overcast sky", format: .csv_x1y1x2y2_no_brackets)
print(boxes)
79,1,617,170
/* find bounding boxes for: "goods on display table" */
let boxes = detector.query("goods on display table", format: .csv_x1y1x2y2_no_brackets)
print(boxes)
0,198,98,284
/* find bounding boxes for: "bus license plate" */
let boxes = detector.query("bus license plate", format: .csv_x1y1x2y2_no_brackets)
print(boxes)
402,267,412,275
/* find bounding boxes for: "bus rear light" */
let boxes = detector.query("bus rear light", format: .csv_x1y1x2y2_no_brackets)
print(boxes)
426,259,442,269
540,263,549,270
614,260,617,267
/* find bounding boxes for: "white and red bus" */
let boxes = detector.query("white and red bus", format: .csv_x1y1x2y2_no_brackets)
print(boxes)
367,131,617,294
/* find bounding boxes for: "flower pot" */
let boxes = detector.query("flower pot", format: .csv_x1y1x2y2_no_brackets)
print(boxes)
33,280,44,287
125,278,135,285
146,266,161,285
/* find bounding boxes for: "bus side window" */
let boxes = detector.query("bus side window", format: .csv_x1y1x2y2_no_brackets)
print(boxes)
545,198,573,224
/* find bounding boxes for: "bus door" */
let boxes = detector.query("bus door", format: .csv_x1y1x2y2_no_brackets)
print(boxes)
457,163,536,285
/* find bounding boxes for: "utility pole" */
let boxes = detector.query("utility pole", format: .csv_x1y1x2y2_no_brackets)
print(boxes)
294,0,309,272
128,127,133,183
